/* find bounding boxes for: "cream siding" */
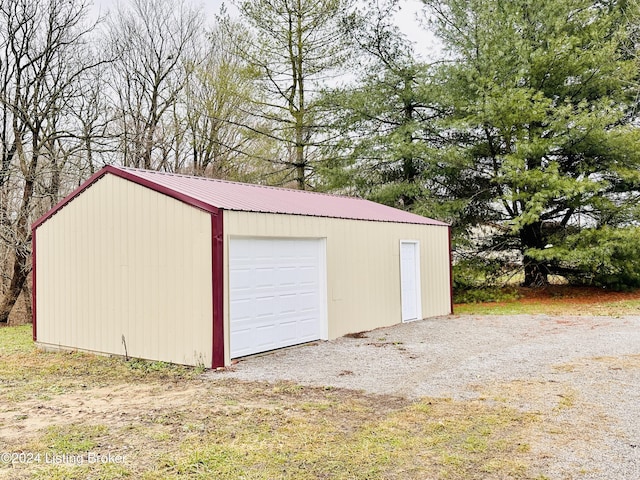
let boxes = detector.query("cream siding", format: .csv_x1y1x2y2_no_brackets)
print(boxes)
223,211,450,364
36,174,213,367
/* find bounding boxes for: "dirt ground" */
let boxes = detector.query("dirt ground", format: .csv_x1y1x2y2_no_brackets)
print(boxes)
502,285,640,304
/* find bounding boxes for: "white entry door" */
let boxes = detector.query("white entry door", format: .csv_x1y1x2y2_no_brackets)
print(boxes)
400,241,422,322
229,237,327,358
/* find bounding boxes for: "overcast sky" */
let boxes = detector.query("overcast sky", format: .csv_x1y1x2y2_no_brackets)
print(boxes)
93,0,440,60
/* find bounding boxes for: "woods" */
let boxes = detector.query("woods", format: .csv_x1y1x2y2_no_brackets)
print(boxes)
1,0,640,321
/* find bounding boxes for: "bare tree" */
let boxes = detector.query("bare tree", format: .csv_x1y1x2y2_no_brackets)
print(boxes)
106,0,203,171
0,0,104,323
181,21,267,179
230,0,353,189
72,61,116,178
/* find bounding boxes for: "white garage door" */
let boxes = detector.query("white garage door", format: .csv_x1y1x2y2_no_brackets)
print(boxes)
229,237,327,358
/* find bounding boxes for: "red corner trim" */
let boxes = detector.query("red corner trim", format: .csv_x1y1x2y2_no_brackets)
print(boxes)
211,211,224,368
32,228,37,341
448,226,454,314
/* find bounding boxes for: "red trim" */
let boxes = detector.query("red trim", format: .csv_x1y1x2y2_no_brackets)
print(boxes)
108,166,219,215
32,168,109,230
448,226,454,314
31,228,37,341
32,166,220,231
211,212,224,368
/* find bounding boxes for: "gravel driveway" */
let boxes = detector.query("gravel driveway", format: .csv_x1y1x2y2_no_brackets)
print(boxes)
218,314,640,479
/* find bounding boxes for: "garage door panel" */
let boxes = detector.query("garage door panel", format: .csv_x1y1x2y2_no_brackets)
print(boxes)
230,269,252,285
279,321,298,340
276,268,296,285
278,296,297,314
255,268,276,287
299,267,317,282
299,317,319,331
230,237,326,358
254,300,275,318
299,290,319,301
230,300,253,320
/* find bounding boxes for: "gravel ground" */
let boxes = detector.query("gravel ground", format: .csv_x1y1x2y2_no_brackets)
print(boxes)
216,314,640,479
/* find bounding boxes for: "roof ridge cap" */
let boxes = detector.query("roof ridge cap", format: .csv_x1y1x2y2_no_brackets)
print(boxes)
116,166,373,203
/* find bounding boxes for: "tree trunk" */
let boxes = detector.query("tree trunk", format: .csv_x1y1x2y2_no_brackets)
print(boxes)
295,122,305,190
22,280,32,322
0,175,34,323
85,125,95,175
398,80,417,207
0,248,29,323
522,256,549,287
520,221,548,287
295,160,305,190
142,134,153,170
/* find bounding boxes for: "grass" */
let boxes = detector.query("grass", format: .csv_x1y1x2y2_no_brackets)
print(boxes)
0,324,35,354
455,285,640,316
43,424,110,453
152,398,535,480
0,326,201,404
0,325,556,479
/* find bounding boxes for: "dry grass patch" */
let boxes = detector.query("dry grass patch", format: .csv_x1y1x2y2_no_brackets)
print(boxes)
592,354,640,370
553,354,640,374
153,396,538,480
477,377,615,479
0,325,202,406
0,326,549,480
455,286,640,316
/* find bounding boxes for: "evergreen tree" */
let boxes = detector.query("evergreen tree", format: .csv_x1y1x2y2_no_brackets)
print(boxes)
426,0,640,287
320,0,456,220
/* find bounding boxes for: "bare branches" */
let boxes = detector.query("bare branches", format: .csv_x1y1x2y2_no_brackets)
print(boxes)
0,0,103,322
106,0,203,170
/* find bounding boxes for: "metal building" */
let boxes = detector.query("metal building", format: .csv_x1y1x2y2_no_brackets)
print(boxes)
32,166,452,367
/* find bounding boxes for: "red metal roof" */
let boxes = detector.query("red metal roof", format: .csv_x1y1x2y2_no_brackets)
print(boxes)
116,167,447,226
33,166,448,229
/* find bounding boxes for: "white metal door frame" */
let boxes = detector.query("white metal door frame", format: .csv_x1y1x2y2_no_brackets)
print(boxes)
316,238,329,340
399,240,422,322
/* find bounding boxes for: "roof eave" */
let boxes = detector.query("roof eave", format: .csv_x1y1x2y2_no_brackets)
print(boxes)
223,207,449,226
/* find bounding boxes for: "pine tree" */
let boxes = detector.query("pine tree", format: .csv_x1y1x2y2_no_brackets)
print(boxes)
426,0,640,287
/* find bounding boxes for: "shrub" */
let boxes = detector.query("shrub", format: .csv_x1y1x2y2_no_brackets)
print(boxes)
528,226,640,291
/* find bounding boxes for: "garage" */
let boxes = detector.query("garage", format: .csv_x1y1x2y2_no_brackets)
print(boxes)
32,166,452,368
229,237,327,358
